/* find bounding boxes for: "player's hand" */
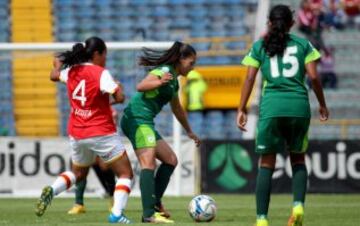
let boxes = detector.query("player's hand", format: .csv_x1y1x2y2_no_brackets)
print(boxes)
53,57,63,71
319,106,329,121
187,132,201,147
237,110,247,131
160,73,173,85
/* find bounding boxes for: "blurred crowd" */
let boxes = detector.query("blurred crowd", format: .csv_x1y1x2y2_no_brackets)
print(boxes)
298,0,360,49
298,0,359,90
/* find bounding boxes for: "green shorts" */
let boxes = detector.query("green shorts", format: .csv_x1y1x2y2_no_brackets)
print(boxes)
256,117,310,154
120,115,162,150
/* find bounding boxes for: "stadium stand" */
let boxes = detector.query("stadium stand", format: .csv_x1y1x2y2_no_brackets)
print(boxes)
11,0,59,136
3,0,358,139
52,0,258,138
0,0,14,136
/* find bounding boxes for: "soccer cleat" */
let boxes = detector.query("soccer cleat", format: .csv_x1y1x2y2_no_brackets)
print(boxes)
142,212,174,223
67,204,86,215
108,212,132,224
255,218,269,226
287,204,304,226
154,203,171,218
35,186,54,217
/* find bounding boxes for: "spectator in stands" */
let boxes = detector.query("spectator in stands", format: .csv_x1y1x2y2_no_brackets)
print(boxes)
318,0,346,29
298,0,325,49
342,0,360,16
341,0,360,28
319,47,337,89
184,70,207,137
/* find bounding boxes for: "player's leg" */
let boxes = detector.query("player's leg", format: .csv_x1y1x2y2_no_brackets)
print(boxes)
254,118,284,226
93,158,116,198
136,147,157,220
285,117,310,226
121,116,173,223
255,154,276,226
35,138,93,217
107,152,133,224
91,133,133,224
67,163,87,214
153,139,178,218
135,147,173,224
36,164,90,217
287,153,306,226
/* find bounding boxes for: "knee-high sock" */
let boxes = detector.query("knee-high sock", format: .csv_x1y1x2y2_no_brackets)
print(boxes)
92,164,116,196
111,178,132,216
140,169,155,218
51,171,76,196
75,179,87,205
292,164,308,204
155,163,175,206
256,167,274,218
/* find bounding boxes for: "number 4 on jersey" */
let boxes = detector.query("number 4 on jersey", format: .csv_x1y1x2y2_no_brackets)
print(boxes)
72,79,87,106
270,46,299,78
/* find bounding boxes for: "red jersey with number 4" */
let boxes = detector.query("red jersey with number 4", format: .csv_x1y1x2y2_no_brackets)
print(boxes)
60,64,117,139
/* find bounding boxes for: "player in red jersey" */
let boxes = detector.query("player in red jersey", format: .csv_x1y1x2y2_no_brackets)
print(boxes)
35,37,133,224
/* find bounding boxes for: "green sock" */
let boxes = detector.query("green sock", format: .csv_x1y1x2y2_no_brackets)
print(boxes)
75,179,87,205
292,164,307,204
140,169,155,218
155,163,175,207
256,167,274,218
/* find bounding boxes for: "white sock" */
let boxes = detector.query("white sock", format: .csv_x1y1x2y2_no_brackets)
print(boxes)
51,171,76,196
112,178,132,216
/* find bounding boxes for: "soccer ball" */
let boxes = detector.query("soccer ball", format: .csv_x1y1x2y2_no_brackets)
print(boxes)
188,195,217,222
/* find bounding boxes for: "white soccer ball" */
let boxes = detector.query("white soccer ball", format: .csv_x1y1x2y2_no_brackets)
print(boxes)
188,195,217,222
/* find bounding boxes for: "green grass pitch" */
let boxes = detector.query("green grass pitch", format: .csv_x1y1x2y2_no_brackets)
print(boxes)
0,194,359,226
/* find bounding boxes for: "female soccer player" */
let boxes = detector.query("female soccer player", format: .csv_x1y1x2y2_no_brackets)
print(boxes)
237,5,329,226
121,41,201,223
35,37,133,224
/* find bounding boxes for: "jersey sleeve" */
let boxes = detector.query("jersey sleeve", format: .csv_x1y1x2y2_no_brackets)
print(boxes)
241,42,262,68
304,41,321,64
59,68,70,83
100,70,119,94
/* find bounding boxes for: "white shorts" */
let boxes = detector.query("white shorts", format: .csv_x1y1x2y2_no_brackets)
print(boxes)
69,133,126,167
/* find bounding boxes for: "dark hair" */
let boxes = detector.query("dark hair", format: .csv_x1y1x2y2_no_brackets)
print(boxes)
263,5,294,57
139,41,196,67
58,36,107,68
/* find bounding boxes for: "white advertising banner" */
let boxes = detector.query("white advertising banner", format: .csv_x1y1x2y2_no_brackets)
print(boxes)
0,137,196,197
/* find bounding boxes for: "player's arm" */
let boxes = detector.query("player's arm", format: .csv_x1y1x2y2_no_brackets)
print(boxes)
101,70,125,104
305,61,329,121
237,66,258,131
49,57,63,82
305,42,329,121
170,96,200,147
136,72,172,92
111,82,125,104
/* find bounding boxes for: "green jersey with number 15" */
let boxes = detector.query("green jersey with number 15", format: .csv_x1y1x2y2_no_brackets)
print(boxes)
242,34,321,119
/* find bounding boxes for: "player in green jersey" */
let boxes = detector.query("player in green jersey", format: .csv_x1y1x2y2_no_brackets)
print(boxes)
237,5,329,226
121,41,201,223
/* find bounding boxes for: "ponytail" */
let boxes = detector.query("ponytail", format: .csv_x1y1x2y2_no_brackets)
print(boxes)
58,36,106,68
263,5,294,57
139,41,196,67
58,43,89,68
